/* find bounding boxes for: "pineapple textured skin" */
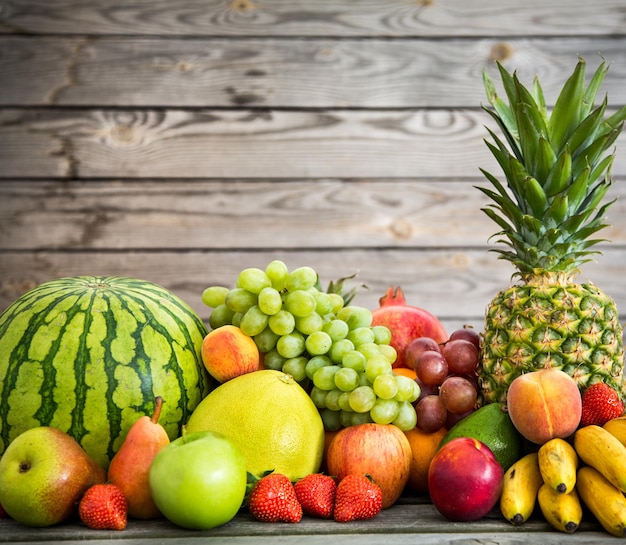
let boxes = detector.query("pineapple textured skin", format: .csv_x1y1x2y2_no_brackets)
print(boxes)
479,275,625,405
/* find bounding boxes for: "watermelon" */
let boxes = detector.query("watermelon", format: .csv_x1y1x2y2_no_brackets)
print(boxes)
0,276,212,468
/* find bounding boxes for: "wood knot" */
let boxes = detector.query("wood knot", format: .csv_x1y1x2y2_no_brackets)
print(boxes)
489,42,514,63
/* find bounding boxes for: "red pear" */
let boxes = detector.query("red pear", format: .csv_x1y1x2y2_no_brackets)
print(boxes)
107,396,170,519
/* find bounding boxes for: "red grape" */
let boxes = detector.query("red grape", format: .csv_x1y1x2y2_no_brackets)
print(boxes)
439,376,477,414
414,376,439,402
416,395,447,433
448,327,481,351
405,337,441,370
414,350,449,385
445,408,475,429
441,339,479,375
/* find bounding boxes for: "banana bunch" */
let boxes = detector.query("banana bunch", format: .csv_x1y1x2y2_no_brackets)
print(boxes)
499,418,626,537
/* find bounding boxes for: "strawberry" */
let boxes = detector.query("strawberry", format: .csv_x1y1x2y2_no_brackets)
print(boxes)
581,382,624,427
248,473,302,523
78,483,127,530
294,473,336,519
333,474,382,523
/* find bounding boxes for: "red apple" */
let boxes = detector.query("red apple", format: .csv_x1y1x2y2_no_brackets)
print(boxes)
428,437,503,521
326,423,412,509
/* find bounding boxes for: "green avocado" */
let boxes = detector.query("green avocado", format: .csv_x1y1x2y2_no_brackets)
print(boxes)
438,402,523,471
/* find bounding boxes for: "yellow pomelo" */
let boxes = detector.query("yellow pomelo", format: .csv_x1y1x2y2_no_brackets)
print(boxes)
185,369,324,481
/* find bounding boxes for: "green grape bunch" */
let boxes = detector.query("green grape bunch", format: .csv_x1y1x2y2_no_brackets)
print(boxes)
201,261,421,432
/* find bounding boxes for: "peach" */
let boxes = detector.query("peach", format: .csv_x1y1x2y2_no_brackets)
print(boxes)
201,325,259,383
506,369,582,445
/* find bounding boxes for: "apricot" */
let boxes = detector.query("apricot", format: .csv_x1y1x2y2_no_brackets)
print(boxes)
201,325,260,383
506,369,582,445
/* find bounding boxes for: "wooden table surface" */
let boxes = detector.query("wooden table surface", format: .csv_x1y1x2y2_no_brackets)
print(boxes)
0,493,613,545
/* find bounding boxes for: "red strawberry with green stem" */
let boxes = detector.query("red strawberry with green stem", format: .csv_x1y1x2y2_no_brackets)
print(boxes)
294,473,336,519
78,484,127,530
333,474,383,523
581,382,625,427
248,473,302,523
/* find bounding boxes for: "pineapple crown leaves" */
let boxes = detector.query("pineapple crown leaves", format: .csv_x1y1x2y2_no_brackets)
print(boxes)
477,57,626,275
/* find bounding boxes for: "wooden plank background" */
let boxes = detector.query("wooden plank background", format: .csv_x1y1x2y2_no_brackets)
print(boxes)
1,0,626,335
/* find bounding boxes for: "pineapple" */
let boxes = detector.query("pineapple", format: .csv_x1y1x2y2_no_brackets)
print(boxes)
477,58,626,405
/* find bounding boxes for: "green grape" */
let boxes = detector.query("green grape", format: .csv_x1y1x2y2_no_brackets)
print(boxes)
328,338,355,364
348,385,377,413
358,372,373,387
253,326,280,353
257,286,283,315
327,293,345,314
394,374,420,402
268,309,296,335
313,365,341,390
320,408,342,431
364,354,393,383
305,355,332,380
334,367,359,392
337,305,372,329
377,344,397,364
372,325,392,345
322,319,349,342
263,349,285,371
309,386,328,409
357,342,383,360
313,291,334,316
282,356,308,383
304,330,332,356
392,401,418,431
225,288,257,313
338,392,353,412
276,332,305,359
231,312,242,327
324,388,342,411
341,350,367,373
347,327,375,347
237,267,271,294
208,304,235,329
284,289,316,317
295,312,324,335
351,411,374,426
373,374,399,400
286,266,318,292
265,260,289,291
239,305,268,337
370,398,400,425
339,410,353,428
201,286,229,308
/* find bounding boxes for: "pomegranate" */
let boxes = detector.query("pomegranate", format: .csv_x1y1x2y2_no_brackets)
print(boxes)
371,286,447,368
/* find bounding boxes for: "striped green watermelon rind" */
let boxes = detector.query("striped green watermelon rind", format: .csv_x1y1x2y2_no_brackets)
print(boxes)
0,276,212,469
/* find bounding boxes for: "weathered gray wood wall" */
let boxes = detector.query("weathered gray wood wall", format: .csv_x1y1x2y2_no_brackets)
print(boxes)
1,0,626,334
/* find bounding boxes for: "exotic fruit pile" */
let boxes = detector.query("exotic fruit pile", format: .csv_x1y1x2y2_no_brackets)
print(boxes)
476,58,626,405
0,276,211,468
3,57,626,540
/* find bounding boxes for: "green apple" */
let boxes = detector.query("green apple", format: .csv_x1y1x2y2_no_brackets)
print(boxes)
148,429,247,530
0,426,106,527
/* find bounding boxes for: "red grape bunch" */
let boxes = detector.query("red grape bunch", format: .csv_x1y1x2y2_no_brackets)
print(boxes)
404,327,481,433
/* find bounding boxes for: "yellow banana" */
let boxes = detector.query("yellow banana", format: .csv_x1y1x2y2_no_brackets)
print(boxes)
499,452,543,525
603,416,626,448
537,483,582,533
573,424,626,492
577,466,626,538
537,437,578,494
